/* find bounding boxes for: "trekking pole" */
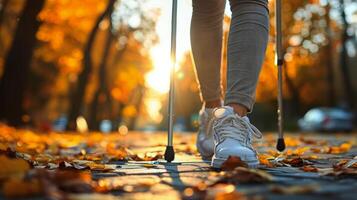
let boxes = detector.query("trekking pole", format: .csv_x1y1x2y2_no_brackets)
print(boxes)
164,0,177,162
276,0,286,152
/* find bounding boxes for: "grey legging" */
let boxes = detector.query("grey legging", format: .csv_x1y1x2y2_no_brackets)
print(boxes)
191,0,269,111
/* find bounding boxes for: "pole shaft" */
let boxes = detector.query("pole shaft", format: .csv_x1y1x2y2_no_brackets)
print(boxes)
276,0,284,139
167,0,177,146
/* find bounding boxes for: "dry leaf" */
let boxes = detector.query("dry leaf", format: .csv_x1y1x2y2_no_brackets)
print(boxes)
319,167,357,177
85,162,116,172
130,152,163,161
335,157,357,169
143,163,157,168
328,143,352,154
271,184,319,194
258,154,275,168
283,157,304,167
344,157,357,168
221,156,248,170
3,178,42,198
217,167,273,184
59,161,73,169
300,165,318,172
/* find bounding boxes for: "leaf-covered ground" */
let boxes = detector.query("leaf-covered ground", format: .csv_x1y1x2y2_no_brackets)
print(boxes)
0,124,356,200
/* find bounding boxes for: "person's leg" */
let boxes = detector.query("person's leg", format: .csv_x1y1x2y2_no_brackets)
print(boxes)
191,0,226,109
225,0,269,116
191,0,226,158
210,0,269,168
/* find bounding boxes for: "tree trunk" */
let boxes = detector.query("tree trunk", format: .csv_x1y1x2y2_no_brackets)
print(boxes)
0,0,9,28
339,0,355,109
127,86,145,130
0,0,45,126
324,3,335,106
89,16,115,130
0,0,10,55
66,0,115,130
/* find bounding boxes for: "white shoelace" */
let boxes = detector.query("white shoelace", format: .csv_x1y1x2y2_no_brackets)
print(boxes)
213,114,262,150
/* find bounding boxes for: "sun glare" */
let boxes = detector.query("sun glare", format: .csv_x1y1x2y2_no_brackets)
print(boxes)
144,97,163,123
145,46,171,94
143,0,193,123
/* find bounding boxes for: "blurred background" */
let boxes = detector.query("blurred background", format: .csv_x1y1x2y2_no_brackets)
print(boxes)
0,0,356,133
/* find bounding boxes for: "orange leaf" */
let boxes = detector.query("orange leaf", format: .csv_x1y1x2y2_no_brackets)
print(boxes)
300,165,318,172
221,156,248,171
3,178,42,198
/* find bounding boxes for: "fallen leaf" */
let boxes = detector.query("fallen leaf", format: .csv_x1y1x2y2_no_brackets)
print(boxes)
3,178,42,198
130,152,163,161
293,147,310,156
106,144,128,160
319,167,357,177
335,157,357,169
59,161,73,169
328,143,352,154
258,154,275,168
217,167,273,184
86,162,116,172
47,163,59,169
143,163,157,168
283,157,305,167
344,157,357,168
221,156,248,170
300,165,318,172
271,184,319,194
299,137,318,145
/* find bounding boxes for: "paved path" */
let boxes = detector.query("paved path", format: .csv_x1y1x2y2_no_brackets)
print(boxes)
1,130,357,200
91,132,357,200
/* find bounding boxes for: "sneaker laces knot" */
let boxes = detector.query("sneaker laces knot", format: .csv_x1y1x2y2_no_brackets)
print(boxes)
213,114,262,147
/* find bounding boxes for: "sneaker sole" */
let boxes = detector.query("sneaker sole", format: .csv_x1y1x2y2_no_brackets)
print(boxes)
211,155,259,169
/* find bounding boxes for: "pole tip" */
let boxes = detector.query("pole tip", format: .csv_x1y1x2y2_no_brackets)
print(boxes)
276,138,286,152
164,146,175,162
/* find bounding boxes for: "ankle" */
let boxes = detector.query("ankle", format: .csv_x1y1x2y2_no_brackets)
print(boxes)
204,99,221,109
227,103,248,117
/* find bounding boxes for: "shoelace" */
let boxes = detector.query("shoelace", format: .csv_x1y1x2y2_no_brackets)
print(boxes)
213,114,262,149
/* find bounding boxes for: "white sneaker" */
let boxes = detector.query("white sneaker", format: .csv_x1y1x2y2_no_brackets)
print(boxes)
211,106,262,168
196,107,215,159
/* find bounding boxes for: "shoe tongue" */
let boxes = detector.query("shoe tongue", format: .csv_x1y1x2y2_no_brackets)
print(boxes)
214,106,235,119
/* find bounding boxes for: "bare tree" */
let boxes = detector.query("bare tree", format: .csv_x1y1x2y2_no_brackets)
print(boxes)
339,0,355,109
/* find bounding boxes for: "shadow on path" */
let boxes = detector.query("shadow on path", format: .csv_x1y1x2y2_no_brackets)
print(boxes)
162,163,187,191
